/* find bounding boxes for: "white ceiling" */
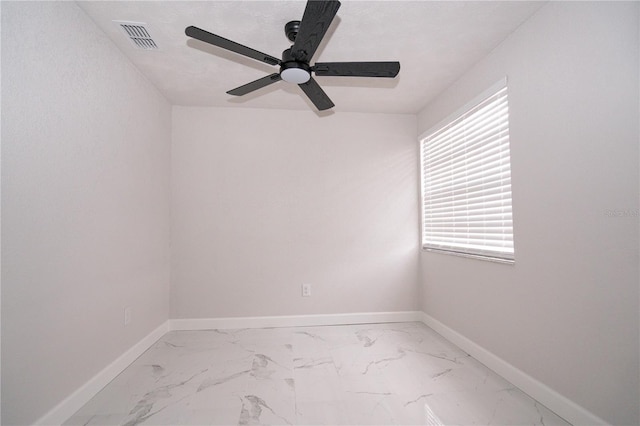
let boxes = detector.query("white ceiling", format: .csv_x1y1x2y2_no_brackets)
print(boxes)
77,1,543,114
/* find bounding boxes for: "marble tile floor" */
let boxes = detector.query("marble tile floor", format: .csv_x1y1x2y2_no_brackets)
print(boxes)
65,322,570,425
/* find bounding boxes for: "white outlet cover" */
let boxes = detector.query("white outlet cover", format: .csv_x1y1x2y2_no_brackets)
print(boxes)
302,284,311,297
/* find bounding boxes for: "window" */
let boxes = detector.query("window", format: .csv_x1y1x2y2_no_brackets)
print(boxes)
420,81,514,263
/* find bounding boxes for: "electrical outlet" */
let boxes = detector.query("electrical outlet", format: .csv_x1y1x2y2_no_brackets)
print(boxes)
302,283,311,297
124,306,132,326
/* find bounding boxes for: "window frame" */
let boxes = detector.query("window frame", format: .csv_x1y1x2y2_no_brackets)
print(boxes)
419,78,515,264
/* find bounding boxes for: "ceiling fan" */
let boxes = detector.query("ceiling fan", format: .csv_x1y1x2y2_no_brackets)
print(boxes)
185,0,400,111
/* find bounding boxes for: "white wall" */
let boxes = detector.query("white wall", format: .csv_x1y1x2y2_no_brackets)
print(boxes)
1,2,171,424
417,2,639,425
4,1,636,424
171,107,418,319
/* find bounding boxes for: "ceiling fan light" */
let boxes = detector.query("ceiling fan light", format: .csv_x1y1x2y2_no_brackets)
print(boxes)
281,67,311,84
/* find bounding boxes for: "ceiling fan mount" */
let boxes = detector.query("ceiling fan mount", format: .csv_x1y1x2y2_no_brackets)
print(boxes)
185,0,400,111
284,20,301,42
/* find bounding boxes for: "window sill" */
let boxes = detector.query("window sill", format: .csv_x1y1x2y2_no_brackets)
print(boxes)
421,246,515,265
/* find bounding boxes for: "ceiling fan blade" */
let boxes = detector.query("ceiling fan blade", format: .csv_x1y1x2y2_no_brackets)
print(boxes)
291,0,341,62
185,26,281,66
314,61,400,78
298,77,334,111
227,73,282,96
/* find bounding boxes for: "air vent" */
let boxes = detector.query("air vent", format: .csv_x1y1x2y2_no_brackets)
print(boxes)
113,21,158,50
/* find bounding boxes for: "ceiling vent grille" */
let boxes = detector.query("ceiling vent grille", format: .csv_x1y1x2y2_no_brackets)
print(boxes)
114,21,158,50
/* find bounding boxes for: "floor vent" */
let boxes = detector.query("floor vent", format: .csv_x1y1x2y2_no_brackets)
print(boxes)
114,21,158,50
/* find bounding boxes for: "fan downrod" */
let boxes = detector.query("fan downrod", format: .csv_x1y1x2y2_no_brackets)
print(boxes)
285,20,301,42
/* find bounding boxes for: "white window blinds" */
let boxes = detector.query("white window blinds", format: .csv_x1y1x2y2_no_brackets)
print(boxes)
420,85,514,263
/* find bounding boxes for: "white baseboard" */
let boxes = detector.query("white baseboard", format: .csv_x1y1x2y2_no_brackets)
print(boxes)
35,321,169,426
170,310,422,331
420,312,608,426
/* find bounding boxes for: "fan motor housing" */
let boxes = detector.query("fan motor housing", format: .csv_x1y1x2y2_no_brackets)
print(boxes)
279,48,311,84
